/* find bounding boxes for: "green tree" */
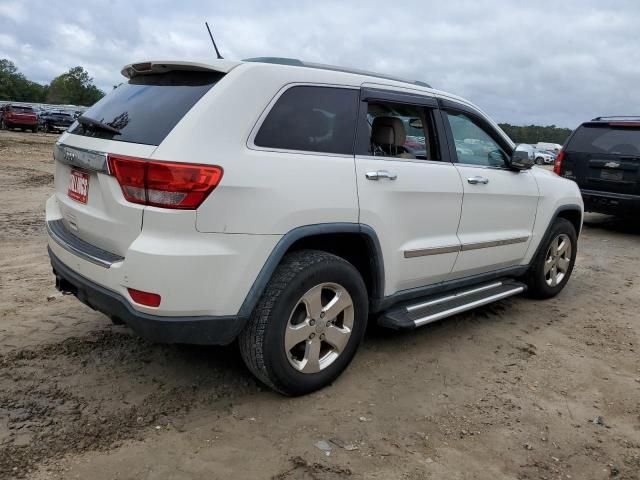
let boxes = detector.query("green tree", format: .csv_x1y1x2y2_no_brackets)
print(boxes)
499,123,574,146
47,66,104,106
0,59,47,102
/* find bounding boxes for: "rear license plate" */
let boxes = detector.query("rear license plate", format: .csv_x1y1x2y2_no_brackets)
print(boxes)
600,169,623,181
68,169,89,204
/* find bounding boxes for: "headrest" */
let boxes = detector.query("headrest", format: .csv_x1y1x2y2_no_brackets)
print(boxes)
371,116,406,146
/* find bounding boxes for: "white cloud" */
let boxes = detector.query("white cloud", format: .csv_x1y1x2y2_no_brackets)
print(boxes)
0,2,26,23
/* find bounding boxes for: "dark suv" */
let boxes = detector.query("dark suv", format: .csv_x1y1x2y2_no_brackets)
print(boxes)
40,110,75,133
555,117,640,216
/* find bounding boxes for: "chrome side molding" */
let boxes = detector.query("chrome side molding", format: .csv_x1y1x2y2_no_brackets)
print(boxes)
404,245,459,258
460,236,529,251
404,235,529,258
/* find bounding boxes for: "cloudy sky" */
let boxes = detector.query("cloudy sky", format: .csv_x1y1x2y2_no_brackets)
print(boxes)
1,0,639,128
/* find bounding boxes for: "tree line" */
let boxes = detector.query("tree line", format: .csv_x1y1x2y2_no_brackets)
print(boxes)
498,123,573,146
0,59,104,106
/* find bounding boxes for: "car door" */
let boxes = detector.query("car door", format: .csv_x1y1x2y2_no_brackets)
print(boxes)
440,100,539,278
355,87,463,295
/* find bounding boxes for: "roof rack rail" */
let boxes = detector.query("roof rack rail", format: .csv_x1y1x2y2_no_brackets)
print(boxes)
591,115,640,121
243,57,432,89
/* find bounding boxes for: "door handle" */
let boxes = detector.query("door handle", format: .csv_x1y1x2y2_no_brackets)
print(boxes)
467,176,489,185
366,170,397,181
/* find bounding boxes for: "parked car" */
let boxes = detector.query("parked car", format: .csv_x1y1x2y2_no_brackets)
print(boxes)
555,116,640,216
46,58,583,395
534,150,555,165
41,110,75,133
0,104,38,132
536,142,562,152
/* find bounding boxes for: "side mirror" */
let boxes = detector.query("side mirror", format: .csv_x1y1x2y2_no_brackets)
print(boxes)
508,149,535,170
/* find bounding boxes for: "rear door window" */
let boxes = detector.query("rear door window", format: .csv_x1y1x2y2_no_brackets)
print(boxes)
567,125,640,156
69,70,224,146
361,100,440,160
254,86,359,155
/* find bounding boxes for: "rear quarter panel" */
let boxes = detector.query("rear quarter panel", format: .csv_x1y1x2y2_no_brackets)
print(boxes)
152,64,360,234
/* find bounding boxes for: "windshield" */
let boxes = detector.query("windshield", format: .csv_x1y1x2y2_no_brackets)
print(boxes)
69,70,224,146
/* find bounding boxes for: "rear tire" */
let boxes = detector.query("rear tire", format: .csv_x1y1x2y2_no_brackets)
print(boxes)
524,218,577,299
239,249,368,396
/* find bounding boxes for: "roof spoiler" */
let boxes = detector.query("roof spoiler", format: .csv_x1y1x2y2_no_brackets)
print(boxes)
591,115,640,121
121,60,240,79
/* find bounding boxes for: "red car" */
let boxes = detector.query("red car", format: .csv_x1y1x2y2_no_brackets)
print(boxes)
0,104,38,132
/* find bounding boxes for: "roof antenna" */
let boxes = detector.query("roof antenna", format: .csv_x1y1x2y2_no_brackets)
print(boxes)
205,22,223,59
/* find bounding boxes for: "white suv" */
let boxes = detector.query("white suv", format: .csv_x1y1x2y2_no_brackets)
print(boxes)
46,58,583,395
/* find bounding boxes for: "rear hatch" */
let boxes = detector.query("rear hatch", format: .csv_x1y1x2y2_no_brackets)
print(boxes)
8,106,37,124
49,112,75,127
562,122,640,195
54,63,228,256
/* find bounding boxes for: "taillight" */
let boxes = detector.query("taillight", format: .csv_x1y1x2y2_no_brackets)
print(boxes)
553,150,565,175
107,154,223,209
128,288,161,307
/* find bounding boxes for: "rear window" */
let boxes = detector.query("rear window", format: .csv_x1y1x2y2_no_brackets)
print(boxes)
254,86,359,155
10,106,34,113
567,124,640,156
69,70,223,146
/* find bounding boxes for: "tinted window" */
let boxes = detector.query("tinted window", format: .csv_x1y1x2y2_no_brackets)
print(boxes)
364,101,439,160
69,71,223,146
10,106,34,113
254,86,359,155
446,112,507,167
567,125,640,156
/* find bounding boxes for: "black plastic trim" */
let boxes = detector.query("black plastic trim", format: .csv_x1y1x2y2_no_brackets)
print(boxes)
49,247,241,345
360,88,438,107
237,223,385,319
581,190,640,215
581,189,640,200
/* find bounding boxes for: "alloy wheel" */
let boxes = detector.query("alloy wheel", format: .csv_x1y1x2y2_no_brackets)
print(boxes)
284,282,354,374
544,233,572,287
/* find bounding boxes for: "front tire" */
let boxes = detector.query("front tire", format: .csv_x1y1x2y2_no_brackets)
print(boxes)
535,157,543,165
239,249,368,396
524,218,577,298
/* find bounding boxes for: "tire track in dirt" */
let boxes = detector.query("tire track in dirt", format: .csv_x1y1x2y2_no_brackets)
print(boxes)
0,331,259,478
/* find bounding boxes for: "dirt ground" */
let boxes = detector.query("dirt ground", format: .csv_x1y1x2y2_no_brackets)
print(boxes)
0,129,638,480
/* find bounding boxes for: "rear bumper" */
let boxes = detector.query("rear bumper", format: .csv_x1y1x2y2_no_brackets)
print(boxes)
49,247,242,345
581,189,640,215
6,119,38,127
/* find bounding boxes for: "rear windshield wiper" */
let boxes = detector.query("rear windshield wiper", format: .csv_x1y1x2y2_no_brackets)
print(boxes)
77,115,121,135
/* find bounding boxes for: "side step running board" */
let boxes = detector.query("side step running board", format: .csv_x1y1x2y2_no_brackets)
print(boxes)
378,279,526,330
